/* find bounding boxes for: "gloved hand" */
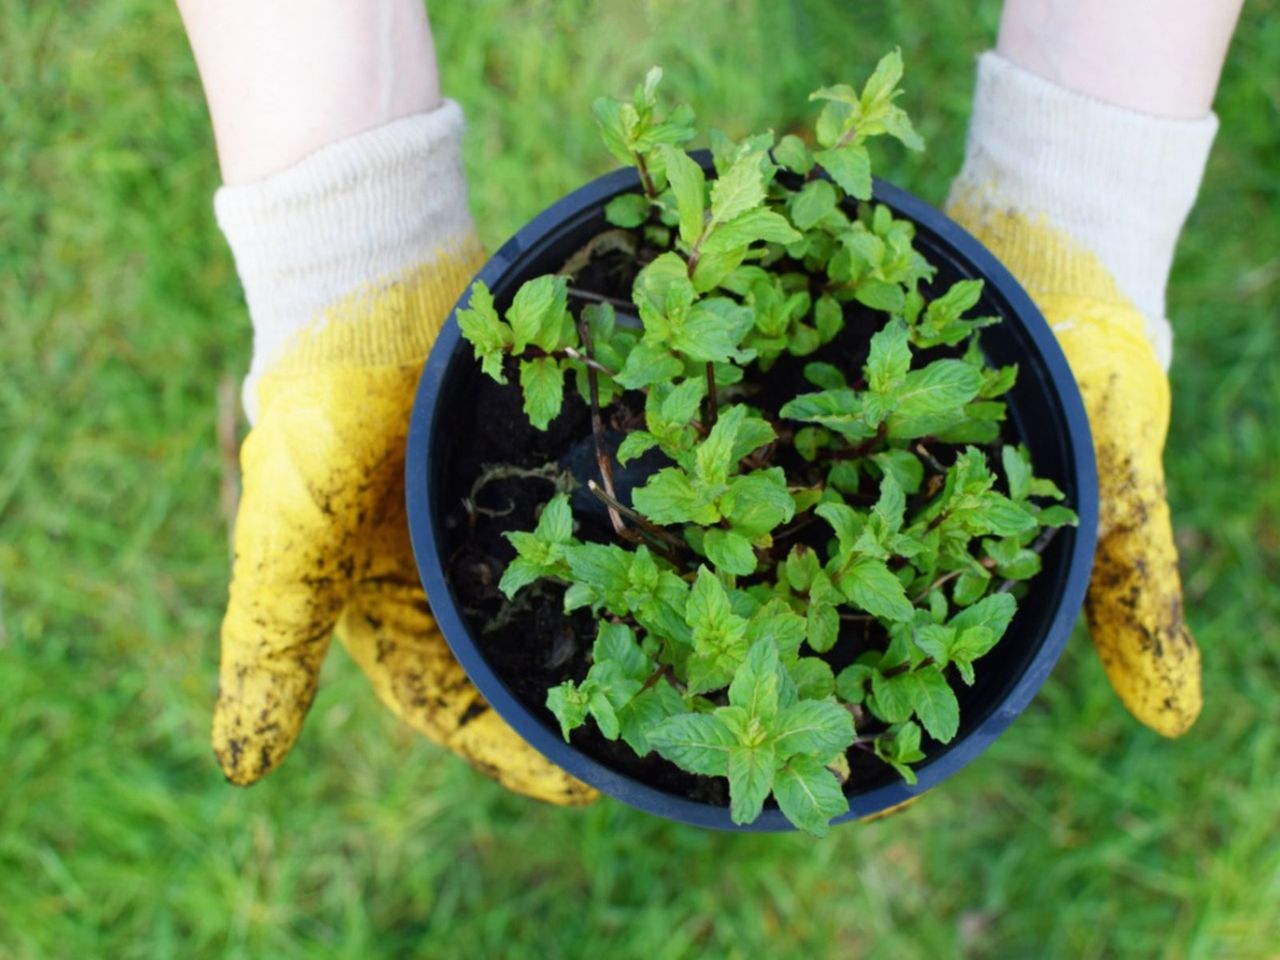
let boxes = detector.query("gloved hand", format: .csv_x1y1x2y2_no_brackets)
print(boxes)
945,53,1214,735
211,103,595,803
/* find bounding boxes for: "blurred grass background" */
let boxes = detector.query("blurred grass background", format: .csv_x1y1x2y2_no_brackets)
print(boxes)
2,1,1277,957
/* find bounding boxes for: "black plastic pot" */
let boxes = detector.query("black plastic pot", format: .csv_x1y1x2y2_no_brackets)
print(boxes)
406,158,1098,831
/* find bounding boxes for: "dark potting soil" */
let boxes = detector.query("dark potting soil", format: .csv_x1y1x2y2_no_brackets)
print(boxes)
436,236,1008,806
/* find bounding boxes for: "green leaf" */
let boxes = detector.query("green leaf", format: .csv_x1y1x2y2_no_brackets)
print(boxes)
745,599,807,660
546,681,590,740
774,134,813,175
949,592,1017,640
708,207,802,249
710,150,767,225
839,557,914,622
905,665,960,743
780,389,877,441
633,251,695,324
695,403,748,486
727,744,776,825
535,493,574,544
871,472,906,536
728,636,784,723
790,179,838,230
952,571,989,607
592,95,633,165
518,357,565,430
861,48,904,109
803,362,846,391
672,298,755,363
686,567,750,693
704,528,757,576
772,698,854,760
659,144,707,247
872,449,924,495
814,294,844,343
774,755,849,836
815,502,865,557
866,318,911,394
456,282,512,383
815,144,872,200
855,280,906,313
835,661,876,705
789,657,836,700
508,275,569,353
618,680,684,756
886,359,981,439
498,557,544,599
605,192,651,228
592,621,649,681
869,669,914,723
616,430,660,465
649,712,736,777
783,545,821,591
563,542,633,612
806,601,840,654
615,340,684,389
632,467,720,525
720,469,796,537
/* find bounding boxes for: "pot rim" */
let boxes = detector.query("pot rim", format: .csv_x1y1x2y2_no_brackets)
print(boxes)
407,158,1098,831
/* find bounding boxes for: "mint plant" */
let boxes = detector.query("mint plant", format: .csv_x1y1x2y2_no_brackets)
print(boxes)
456,53,1076,835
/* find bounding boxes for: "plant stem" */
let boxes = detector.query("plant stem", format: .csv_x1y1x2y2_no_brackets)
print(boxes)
576,314,626,536
558,345,618,379
587,480,687,560
567,287,635,311
705,362,718,427
634,152,658,199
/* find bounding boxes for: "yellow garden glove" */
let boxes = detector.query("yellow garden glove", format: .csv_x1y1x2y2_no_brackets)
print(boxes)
211,103,594,803
946,54,1215,735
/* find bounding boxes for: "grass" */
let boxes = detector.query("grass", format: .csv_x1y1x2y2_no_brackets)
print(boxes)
1,1,1277,957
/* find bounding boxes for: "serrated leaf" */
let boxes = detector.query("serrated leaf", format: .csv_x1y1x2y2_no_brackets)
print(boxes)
710,151,767,225
592,621,649,681
508,275,569,353
835,661,876,704
886,359,981,439
814,294,844,342
649,712,736,777
618,679,684,756
789,657,836,700
804,362,846,391
772,698,853,760
1001,445,1033,503
721,469,796,537
615,340,683,389
745,599,807,660
872,449,924,494
780,389,877,441
498,557,544,599
839,557,914,622
866,318,912,394
728,636,784,723
869,669,914,723
728,744,776,825
815,501,865,556
617,431,660,465
535,493,574,544
592,95,633,165
950,591,1017,640
774,134,813,175
790,179,838,230
861,48,904,110
906,666,959,742
855,280,906,313
709,207,802,249
784,545,821,592
456,282,512,383
659,144,707,247
518,356,565,430
673,298,755,363
632,467,721,525
815,143,872,200
774,755,849,836
806,601,840,654
704,528,757,576
605,192,651,228
546,681,590,740
696,403,748,486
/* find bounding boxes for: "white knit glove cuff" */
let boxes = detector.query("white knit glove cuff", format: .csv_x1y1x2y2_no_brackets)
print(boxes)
214,100,475,420
947,52,1218,369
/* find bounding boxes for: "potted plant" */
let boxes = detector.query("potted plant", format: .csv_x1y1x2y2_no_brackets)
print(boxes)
406,53,1097,834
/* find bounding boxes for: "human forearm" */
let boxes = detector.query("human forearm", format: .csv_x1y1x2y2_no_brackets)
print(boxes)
176,0,441,184
996,0,1244,119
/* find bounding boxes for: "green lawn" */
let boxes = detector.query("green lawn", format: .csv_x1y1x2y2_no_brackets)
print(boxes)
2,1,1277,957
